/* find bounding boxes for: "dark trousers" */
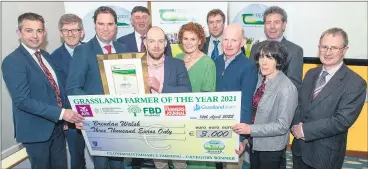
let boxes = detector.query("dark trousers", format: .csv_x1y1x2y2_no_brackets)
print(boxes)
64,128,86,169
93,156,124,169
131,158,145,169
23,124,67,169
250,149,285,169
292,154,315,169
279,146,286,169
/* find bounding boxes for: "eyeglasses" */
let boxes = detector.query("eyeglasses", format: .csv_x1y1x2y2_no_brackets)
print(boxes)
60,29,81,35
318,45,345,54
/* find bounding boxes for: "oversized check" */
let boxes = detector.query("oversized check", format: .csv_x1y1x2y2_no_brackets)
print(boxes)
69,92,241,162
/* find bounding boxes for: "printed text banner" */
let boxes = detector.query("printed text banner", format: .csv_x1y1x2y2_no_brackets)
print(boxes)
68,92,241,162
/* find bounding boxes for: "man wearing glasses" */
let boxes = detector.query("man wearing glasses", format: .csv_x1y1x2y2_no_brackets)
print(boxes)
50,14,86,169
291,28,366,169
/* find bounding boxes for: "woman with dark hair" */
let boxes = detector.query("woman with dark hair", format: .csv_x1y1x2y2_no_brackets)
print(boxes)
175,22,216,169
232,41,298,169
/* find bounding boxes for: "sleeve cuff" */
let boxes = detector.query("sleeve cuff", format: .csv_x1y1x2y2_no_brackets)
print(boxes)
301,124,305,138
59,108,65,120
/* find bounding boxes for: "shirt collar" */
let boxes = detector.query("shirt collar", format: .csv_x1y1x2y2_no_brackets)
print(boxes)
96,35,113,48
64,42,80,55
21,43,40,55
135,31,145,39
268,36,284,42
224,50,241,62
322,61,344,76
210,35,222,42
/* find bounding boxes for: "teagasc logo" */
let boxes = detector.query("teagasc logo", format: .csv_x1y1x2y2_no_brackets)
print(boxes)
128,105,141,117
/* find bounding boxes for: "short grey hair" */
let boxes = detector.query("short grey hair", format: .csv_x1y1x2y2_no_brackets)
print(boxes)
58,14,83,30
320,27,349,47
263,6,287,23
18,12,45,30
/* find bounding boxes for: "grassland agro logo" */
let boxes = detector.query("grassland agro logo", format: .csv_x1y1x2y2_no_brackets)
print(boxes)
159,9,195,23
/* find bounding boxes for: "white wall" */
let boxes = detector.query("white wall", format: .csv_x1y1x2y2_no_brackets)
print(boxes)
229,2,368,59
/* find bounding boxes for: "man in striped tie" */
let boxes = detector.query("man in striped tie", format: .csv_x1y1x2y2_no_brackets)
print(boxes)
291,28,367,169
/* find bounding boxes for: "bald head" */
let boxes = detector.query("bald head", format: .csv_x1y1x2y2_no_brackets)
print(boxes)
222,23,246,59
145,26,167,60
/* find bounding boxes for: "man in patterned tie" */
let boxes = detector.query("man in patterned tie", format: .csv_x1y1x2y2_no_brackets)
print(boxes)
50,14,86,169
117,6,172,56
291,28,367,169
2,12,84,169
66,6,128,169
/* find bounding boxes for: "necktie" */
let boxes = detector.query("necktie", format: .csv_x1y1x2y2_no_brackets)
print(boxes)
104,45,112,54
211,40,219,61
312,71,329,99
35,51,62,108
251,77,266,124
140,36,146,53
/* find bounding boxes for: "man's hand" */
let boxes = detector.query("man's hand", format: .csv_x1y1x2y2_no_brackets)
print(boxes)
63,109,84,123
292,122,305,140
235,142,245,155
148,77,161,93
232,123,251,134
75,123,84,130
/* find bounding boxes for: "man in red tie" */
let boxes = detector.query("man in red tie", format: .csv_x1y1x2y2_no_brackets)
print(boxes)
66,6,128,169
2,12,84,169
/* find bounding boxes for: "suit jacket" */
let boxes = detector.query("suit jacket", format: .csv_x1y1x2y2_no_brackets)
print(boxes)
117,32,173,57
161,55,192,93
250,38,303,91
291,64,367,169
2,44,67,143
215,52,258,124
250,72,298,151
50,44,73,80
66,36,128,95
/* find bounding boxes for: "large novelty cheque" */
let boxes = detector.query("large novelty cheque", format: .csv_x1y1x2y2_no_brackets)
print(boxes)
69,92,241,162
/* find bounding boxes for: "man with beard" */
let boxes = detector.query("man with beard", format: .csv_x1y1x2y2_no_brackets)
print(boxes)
66,6,128,169
146,26,191,169
117,6,172,56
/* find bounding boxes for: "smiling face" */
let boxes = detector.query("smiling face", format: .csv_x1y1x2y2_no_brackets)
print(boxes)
264,13,286,40
95,13,117,43
145,27,167,60
131,11,151,35
60,23,84,48
17,20,46,50
319,34,348,70
182,31,201,54
221,24,245,59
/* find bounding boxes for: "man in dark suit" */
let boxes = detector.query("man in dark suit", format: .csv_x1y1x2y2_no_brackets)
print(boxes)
147,26,191,169
50,14,86,169
250,6,303,91
66,6,128,169
202,9,225,61
215,23,258,169
2,12,84,169
117,6,172,56
291,28,367,169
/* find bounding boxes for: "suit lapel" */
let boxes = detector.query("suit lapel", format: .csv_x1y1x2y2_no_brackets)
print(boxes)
306,65,347,112
113,41,123,53
203,36,210,54
91,36,104,54
18,45,50,84
129,33,138,52
163,55,171,88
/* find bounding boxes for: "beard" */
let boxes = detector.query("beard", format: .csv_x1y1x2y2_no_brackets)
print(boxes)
148,50,164,60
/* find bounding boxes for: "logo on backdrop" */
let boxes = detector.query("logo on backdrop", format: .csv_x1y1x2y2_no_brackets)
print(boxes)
232,4,269,42
82,6,133,42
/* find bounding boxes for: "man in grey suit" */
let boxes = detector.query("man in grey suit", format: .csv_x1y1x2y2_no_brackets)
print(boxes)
250,6,303,91
291,28,367,169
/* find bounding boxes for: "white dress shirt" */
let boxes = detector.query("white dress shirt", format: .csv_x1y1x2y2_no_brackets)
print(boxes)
207,36,223,57
22,43,65,120
96,36,116,54
135,31,145,52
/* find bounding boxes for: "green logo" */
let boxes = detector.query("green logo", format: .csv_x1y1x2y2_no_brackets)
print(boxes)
159,9,189,22
128,105,141,117
143,107,162,116
242,13,264,25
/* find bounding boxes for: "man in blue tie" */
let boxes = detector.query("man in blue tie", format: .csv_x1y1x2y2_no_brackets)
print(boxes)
50,14,86,169
66,6,129,169
202,9,225,61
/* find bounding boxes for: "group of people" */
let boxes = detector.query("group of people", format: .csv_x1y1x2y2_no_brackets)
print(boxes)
2,4,366,169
